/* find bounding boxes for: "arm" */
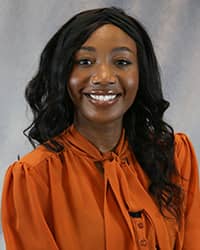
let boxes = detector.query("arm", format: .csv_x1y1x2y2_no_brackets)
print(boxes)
1,161,58,250
175,134,200,250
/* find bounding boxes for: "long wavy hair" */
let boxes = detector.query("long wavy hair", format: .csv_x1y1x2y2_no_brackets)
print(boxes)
24,7,183,222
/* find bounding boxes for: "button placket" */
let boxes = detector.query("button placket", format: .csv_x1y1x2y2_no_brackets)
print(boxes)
139,239,148,247
137,222,144,229
130,215,148,249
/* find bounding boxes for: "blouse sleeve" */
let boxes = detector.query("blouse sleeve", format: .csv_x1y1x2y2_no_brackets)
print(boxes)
1,161,58,250
174,133,200,250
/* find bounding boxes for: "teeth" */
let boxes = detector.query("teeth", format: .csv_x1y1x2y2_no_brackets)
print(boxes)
89,94,117,101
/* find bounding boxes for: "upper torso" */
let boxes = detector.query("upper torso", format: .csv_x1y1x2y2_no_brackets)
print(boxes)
1,125,200,250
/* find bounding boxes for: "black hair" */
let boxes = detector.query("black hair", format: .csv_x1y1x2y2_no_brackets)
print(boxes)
24,7,183,222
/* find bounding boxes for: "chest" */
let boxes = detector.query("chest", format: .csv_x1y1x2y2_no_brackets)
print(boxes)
45,156,178,250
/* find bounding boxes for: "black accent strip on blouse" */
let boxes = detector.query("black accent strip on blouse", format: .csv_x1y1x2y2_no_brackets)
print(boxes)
129,211,142,218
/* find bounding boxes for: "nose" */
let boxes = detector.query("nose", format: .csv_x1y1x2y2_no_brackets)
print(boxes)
90,63,117,85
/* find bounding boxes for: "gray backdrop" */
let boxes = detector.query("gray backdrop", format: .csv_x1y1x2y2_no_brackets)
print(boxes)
0,0,200,248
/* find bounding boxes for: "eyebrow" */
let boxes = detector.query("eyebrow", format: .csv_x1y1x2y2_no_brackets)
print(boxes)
112,46,136,55
79,46,96,52
79,46,136,55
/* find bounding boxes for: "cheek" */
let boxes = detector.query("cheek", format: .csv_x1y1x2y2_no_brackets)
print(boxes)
67,69,92,105
67,74,81,102
126,73,139,97
69,74,79,86
67,69,89,94
122,75,139,110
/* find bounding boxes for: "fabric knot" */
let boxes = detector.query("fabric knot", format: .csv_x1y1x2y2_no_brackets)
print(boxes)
101,153,129,171
102,152,122,162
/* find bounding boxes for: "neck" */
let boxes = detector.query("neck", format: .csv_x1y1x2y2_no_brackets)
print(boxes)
74,118,123,153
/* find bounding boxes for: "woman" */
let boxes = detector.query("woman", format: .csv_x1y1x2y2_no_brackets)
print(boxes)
1,7,200,250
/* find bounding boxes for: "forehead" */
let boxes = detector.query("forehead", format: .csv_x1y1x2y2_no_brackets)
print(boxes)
81,24,137,52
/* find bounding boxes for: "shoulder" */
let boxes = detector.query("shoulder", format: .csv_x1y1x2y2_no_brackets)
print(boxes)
174,132,194,155
174,132,196,160
174,132,198,179
1,147,56,216
4,145,60,186
7,145,56,174
19,144,56,168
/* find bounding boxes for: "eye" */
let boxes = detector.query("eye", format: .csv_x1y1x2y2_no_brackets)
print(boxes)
115,59,132,67
75,58,94,66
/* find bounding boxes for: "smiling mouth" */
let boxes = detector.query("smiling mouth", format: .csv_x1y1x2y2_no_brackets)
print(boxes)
87,94,118,101
84,93,121,105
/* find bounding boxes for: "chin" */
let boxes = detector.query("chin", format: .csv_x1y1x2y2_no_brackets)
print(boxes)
86,115,123,125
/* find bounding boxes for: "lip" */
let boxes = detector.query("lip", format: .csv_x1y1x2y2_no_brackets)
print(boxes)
83,89,121,95
83,92,121,106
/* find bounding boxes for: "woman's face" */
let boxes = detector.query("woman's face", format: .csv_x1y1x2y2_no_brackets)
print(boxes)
68,24,139,126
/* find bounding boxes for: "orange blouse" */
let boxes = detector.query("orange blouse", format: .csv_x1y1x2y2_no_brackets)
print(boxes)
1,125,200,250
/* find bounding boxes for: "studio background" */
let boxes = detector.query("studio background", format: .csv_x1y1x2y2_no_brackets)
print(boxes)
0,0,199,248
